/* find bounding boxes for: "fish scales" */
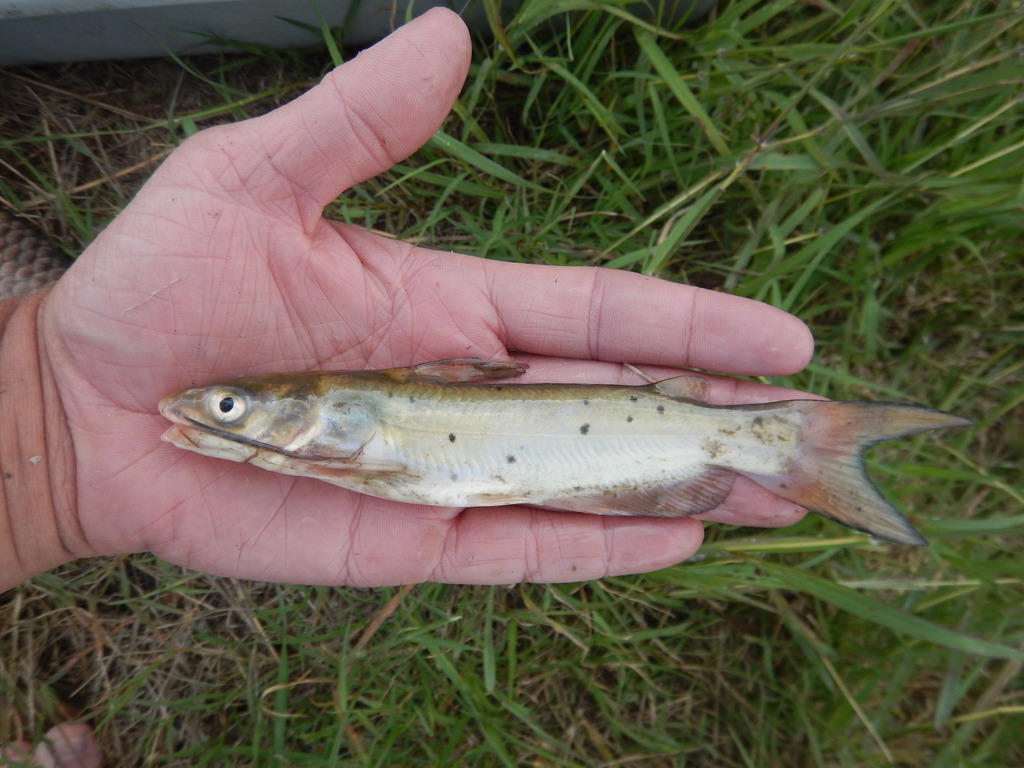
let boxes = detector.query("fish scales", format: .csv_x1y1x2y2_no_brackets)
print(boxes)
159,358,972,545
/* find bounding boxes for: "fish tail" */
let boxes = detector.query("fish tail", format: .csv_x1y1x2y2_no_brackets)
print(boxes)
747,402,972,545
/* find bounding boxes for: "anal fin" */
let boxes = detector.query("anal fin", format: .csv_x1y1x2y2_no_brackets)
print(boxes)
542,467,735,517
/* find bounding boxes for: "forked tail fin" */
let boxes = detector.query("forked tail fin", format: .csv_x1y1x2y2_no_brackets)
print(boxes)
743,402,972,545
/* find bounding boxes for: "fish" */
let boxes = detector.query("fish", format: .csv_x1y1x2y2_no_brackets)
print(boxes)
158,358,972,545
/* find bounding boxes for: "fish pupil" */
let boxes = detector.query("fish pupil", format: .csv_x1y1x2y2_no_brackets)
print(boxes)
218,397,235,414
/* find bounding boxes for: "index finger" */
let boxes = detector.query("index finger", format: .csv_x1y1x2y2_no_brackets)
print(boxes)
484,261,814,376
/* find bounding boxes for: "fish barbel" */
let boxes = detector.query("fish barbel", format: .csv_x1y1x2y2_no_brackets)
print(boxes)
158,358,971,545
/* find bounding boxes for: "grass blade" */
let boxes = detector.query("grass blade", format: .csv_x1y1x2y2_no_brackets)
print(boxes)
763,561,1024,660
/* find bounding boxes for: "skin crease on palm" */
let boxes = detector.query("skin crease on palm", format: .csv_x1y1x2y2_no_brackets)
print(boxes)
7,10,817,764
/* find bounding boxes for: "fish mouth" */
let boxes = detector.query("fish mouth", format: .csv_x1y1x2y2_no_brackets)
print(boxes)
160,422,225,450
159,412,335,463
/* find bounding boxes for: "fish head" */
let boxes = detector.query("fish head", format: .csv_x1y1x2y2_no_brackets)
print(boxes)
158,378,322,462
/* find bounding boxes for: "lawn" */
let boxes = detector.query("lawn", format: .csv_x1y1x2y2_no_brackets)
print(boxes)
1,1,1022,765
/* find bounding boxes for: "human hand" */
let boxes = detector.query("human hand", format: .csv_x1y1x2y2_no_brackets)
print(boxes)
38,9,814,586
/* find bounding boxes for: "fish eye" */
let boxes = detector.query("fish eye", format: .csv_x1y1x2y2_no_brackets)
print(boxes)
207,388,248,424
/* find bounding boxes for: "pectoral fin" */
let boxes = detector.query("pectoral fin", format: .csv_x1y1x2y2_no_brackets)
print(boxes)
379,358,529,384
542,467,735,517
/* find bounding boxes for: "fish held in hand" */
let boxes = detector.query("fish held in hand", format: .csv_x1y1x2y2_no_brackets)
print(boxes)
158,358,971,545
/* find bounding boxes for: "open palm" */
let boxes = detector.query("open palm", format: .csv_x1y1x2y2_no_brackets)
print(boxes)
39,9,814,586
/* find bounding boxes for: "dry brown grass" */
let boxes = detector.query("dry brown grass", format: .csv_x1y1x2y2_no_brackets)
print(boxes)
1,56,317,248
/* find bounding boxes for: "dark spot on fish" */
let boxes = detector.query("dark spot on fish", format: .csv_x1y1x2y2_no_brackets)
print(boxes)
626,415,634,423
494,386,504,392
656,405,665,414
408,396,416,403
583,398,590,406
386,391,394,398
450,473,459,482
573,485,583,492
449,433,456,443
749,414,784,444
703,438,725,459
580,423,590,435
629,395,638,402
507,455,517,464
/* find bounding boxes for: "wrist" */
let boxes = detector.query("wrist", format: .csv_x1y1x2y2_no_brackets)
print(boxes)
0,292,83,592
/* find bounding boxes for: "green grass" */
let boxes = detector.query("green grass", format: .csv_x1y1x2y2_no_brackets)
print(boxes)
2,0,1023,765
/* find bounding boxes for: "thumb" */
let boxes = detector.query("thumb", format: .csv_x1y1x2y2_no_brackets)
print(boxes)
238,8,471,214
